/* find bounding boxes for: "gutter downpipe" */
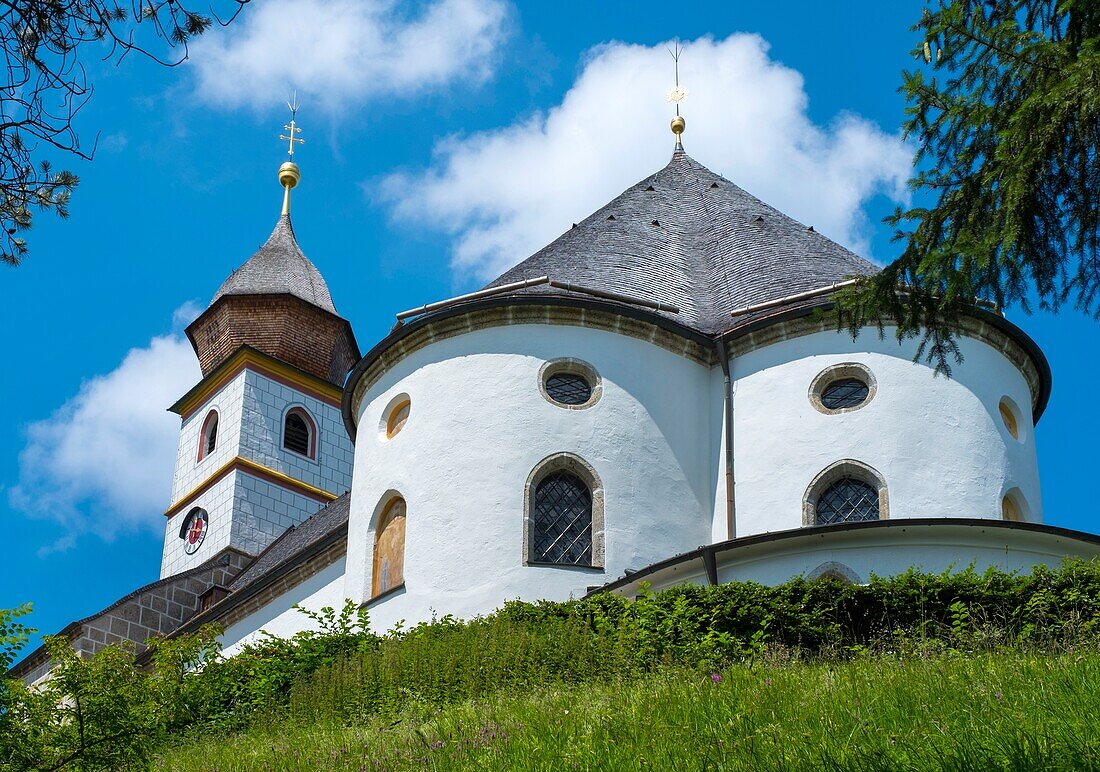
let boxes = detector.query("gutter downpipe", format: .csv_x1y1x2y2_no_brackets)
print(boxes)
717,337,735,540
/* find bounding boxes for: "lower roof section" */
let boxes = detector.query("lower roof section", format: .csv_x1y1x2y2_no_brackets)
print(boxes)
589,518,1100,598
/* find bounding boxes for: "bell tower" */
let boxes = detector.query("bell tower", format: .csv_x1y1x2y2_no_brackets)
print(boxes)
160,112,360,578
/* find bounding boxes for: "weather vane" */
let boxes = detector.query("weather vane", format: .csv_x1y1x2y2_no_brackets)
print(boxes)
277,93,304,217
279,93,305,158
666,42,687,149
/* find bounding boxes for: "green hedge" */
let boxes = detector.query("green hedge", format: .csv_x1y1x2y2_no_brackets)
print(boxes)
192,559,1100,730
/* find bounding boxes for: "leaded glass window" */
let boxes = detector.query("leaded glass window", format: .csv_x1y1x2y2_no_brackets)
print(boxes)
284,411,311,456
531,471,592,565
821,378,870,410
545,373,592,406
815,477,879,525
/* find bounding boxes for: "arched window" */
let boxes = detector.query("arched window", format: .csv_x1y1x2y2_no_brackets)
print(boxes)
803,460,888,526
807,561,862,584
372,497,406,597
1002,488,1029,522
524,453,604,569
197,410,218,462
283,408,316,459
532,471,593,565
816,477,879,524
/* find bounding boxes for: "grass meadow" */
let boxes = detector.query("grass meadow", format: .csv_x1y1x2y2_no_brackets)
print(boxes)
156,650,1100,771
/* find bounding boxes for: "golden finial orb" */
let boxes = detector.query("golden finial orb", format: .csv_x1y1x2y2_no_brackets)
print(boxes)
671,115,686,136
279,161,300,189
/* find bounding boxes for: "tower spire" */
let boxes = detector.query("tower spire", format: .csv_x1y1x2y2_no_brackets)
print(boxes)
666,42,687,151
277,95,304,216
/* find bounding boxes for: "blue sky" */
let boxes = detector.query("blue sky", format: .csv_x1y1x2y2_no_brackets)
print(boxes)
3,0,1096,655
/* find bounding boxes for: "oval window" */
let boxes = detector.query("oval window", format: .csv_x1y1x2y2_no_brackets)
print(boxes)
387,399,410,439
999,398,1022,441
821,378,870,410
809,363,876,414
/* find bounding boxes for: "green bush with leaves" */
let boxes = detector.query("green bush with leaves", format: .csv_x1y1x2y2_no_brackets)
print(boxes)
5,559,1100,769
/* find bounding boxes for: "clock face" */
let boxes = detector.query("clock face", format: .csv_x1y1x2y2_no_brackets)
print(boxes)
183,509,208,554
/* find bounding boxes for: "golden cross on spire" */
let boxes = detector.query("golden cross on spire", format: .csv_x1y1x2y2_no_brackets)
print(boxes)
277,95,303,216
279,94,305,158
666,42,687,150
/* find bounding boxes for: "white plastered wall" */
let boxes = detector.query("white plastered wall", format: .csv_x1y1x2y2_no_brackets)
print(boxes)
728,326,1041,538
219,556,347,657
169,371,247,505
345,323,717,632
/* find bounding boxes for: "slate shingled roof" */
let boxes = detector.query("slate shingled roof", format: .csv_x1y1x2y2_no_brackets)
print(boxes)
213,214,338,314
229,492,350,593
489,150,879,336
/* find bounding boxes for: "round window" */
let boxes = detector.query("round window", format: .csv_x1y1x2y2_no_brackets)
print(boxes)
387,399,410,439
809,363,876,414
545,373,592,406
999,397,1022,441
180,508,208,555
821,378,870,410
539,359,602,409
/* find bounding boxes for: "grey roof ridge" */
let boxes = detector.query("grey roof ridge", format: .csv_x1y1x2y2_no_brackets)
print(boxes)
154,500,351,649
226,492,351,592
6,547,252,677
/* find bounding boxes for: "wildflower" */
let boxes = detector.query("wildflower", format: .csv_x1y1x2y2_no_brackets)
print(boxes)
710,673,723,683
764,678,772,686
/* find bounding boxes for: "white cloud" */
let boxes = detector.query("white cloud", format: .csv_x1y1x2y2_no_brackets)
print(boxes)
380,34,913,282
10,309,201,553
191,0,510,112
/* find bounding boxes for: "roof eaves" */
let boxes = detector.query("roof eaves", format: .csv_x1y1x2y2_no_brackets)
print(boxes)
341,293,716,441
587,518,1100,597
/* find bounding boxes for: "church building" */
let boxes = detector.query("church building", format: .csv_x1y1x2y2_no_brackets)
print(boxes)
12,112,1100,682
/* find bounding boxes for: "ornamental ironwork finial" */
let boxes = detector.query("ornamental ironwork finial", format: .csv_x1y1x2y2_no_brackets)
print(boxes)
277,94,303,216
666,42,687,150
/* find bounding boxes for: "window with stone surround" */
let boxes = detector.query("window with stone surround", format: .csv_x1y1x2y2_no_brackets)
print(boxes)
803,460,888,526
524,453,605,570
283,407,316,459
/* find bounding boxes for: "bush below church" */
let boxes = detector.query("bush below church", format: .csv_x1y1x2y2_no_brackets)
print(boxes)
5,560,1100,769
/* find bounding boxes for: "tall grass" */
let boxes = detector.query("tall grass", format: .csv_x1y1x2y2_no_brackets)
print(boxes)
157,650,1100,771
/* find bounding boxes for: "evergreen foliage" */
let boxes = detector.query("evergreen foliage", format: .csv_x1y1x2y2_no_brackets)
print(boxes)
0,0,250,265
838,0,1100,372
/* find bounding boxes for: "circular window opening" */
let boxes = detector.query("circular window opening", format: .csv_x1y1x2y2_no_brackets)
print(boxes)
546,373,592,406
179,508,208,555
809,363,876,414
539,359,602,410
387,399,410,439
821,378,870,410
999,397,1022,441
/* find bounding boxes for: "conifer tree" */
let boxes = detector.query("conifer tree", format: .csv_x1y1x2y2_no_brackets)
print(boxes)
0,0,250,265
838,0,1100,372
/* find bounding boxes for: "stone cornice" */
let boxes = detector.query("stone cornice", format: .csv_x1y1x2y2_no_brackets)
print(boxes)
170,346,342,421
164,456,338,518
